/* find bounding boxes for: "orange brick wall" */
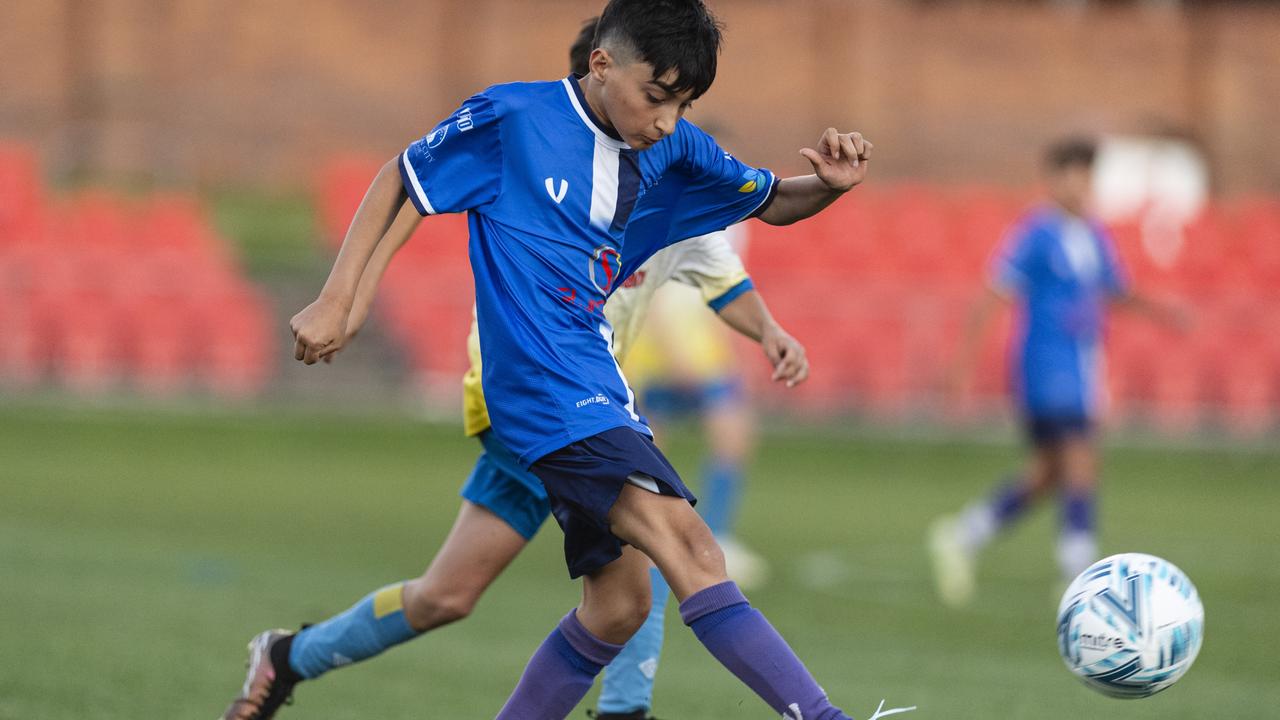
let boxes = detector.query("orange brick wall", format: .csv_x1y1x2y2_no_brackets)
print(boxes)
2,0,1278,193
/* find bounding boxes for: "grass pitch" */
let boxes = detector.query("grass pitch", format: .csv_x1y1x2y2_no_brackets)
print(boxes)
0,405,1275,718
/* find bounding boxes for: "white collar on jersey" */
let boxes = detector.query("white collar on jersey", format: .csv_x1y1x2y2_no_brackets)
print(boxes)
561,76,631,152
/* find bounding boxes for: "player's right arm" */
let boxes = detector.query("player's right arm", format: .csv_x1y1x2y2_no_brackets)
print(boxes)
291,160,409,365
294,91,502,366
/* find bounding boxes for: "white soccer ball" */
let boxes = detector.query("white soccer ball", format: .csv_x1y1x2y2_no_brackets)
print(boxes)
1056,553,1204,698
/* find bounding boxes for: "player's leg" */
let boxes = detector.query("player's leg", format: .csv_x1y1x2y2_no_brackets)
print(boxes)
1056,429,1099,582
697,377,751,536
287,499,531,670
594,562,670,719
592,380,740,719
609,483,865,720
220,435,544,720
928,421,1061,607
496,547,651,719
698,377,770,590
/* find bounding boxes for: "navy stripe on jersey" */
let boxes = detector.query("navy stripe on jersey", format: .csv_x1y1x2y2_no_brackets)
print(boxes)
611,149,642,232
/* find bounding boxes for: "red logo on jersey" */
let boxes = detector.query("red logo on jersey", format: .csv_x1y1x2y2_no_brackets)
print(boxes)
621,270,647,289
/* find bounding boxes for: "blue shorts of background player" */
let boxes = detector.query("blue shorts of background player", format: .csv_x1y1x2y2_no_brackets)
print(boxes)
640,376,742,416
460,430,552,541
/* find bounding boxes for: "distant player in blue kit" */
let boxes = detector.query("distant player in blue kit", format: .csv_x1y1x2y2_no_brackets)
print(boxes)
281,0,906,717
930,137,1188,607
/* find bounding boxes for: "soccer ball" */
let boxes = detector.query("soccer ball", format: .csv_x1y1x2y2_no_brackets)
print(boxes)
1055,553,1204,698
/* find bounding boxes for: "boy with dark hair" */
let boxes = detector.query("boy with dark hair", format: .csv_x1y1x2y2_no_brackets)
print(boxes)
284,0,893,717
219,14,813,720
931,136,1188,607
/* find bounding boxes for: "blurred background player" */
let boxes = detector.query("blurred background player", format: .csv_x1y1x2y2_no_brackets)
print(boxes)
930,136,1189,608
622,220,771,591
218,16,811,720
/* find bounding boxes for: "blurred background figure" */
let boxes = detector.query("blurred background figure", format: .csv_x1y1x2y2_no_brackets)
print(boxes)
929,137,1189,608
623,222,769,590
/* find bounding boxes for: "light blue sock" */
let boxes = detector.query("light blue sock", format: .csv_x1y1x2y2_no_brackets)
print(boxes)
597,567,669,714
288,582,419,679
700,457,743,536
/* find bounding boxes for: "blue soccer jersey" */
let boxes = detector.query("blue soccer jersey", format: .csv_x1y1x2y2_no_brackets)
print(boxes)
399,77,777,466
989,206,1130,419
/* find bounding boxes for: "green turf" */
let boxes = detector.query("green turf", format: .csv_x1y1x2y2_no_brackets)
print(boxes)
0,405,1275,719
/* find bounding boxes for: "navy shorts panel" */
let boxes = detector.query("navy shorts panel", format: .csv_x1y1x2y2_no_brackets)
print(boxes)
459,431,551,541
1024,414,1094,446
530,427,696,579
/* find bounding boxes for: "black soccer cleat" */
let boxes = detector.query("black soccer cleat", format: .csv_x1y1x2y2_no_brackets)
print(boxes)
218,629,302,720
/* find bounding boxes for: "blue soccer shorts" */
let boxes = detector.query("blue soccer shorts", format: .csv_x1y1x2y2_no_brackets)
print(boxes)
530,427,697,579
459,430,552,541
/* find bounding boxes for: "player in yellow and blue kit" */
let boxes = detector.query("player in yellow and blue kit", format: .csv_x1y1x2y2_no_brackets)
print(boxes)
929,137,1188,608
623,222,771,590
218,12,816,720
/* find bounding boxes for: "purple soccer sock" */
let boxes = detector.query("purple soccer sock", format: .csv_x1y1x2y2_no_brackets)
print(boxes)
495,610,624,720
680,581,851,720
991,476,1032,526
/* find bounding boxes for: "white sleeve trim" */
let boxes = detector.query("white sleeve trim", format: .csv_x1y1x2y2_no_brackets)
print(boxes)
401,150,437,215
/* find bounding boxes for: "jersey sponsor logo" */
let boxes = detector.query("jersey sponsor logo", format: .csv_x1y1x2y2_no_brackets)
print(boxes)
738,169,764,193
783,704,803,720
426,124,448,149
456,106,475,132
545,177,569,204
575,393,610,408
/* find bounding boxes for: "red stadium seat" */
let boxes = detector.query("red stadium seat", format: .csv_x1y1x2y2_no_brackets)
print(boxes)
0,143,44,247
0,286,47,386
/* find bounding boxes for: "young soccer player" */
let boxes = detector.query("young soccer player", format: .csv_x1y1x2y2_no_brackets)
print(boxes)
218,16,811,720
289,1,897,718
929,137,1189,608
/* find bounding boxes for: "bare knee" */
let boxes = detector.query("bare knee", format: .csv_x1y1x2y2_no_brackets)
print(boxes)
402,578,479,632
581,582,652,643
608,592,652,639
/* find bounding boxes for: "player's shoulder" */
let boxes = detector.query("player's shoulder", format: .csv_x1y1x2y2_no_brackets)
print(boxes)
469,78,569,118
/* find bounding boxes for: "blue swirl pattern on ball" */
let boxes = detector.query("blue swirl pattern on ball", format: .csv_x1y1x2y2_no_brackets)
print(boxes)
1056,553,1204,698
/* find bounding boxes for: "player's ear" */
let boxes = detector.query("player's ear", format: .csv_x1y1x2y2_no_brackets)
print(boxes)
589,47,612,82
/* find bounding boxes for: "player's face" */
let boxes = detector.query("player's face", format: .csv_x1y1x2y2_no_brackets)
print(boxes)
591,49,695,150
1049,164,1093,216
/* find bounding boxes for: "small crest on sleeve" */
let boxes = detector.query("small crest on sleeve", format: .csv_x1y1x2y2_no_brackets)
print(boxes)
738,169,764,193
426,125,448,149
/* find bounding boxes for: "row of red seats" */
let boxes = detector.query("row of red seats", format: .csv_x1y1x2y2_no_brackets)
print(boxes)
0,143,274,397
314,156,1280,433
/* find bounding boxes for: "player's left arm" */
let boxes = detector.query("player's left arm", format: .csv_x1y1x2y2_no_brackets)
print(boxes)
715,290,809,387
1098,228,1191,332
1110,292,1192,332
758,129,872,226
